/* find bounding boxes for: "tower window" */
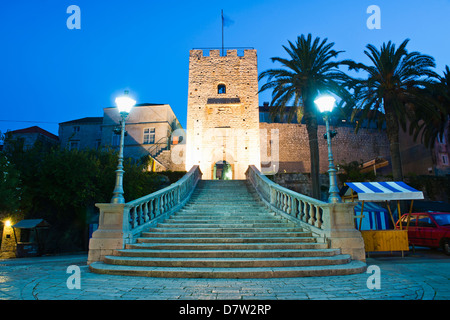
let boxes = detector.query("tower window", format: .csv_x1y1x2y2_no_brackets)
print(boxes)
218,84,226,94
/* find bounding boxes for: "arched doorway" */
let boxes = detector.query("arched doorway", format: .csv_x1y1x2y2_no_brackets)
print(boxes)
212,160,233,180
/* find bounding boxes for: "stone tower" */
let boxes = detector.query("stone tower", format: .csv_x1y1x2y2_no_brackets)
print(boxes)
185,49,261,179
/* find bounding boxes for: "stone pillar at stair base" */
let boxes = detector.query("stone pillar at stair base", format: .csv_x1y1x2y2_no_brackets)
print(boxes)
326,203,366,262
87,203,130,265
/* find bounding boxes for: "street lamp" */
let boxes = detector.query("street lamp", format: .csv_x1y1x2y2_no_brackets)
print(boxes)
111,91,136,204
315,95,342,203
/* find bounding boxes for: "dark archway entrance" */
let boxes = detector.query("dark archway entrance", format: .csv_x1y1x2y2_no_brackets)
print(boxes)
212,160,233,180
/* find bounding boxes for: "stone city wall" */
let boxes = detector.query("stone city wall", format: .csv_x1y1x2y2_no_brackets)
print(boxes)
260,122,391,174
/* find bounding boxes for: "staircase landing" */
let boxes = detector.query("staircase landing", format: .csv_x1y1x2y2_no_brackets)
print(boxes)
89,180,366,278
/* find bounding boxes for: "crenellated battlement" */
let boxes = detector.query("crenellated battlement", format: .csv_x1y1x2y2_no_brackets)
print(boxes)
191,48,256,58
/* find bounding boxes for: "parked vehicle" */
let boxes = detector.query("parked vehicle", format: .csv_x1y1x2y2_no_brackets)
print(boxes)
396,212,450,255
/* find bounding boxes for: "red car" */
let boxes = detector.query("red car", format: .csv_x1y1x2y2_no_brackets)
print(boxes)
396,212,450,255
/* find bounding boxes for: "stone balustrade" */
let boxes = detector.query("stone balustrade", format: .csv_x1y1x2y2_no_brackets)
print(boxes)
246,165,366,261
88,165,202,264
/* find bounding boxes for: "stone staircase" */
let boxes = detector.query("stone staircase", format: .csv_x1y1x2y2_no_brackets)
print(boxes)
89,180,366,278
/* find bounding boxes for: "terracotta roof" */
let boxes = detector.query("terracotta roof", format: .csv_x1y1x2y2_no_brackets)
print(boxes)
9,126,58,141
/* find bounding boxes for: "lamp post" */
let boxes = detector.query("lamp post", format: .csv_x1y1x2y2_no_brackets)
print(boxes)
314,95,342,203
111,91,136,204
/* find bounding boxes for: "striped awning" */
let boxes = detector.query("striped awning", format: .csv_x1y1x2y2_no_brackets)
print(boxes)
354,202,388,213
345,181,424,201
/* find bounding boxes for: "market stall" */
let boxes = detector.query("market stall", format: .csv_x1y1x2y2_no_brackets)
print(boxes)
12,219,50,257
342,181,424,257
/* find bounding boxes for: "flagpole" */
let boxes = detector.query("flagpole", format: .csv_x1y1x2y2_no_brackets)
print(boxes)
221,9,224,56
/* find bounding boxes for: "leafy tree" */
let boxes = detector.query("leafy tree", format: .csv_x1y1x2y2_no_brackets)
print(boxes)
258,34,354,199
337,161,376,184
0,153,21,213
345,39,439,181
408,66,450,148
2,141,170,253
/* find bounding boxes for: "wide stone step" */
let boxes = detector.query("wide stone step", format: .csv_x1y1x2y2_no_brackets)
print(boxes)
157,222,296,228
135,236,317,244
175,210,276,215
141,231,312,238
147,227,304,233
89,260,367,278
163,218,286,224
127,242,323,250
103,254,352,268
187,201,257,205
114,248,335,258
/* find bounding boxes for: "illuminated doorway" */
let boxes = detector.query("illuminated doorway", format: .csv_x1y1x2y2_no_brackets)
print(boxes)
212,161,233,180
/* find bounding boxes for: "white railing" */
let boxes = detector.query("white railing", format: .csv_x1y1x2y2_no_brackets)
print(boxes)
88,165,202,264
124,165,202,237
246,166,366,262
246,165,331,233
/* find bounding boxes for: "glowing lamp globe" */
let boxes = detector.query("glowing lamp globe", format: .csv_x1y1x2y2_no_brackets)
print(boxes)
315,96,336,113
115,95,136,114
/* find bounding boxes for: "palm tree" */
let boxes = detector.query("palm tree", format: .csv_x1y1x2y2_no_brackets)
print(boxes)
345,39,439,181
258,34,354,200
409,66,450,149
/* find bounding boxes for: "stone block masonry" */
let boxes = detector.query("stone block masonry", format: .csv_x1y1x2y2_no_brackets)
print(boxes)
185,49,261,179
260,122,390,174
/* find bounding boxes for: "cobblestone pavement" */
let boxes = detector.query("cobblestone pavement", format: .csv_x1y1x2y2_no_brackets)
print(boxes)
0,248,449,301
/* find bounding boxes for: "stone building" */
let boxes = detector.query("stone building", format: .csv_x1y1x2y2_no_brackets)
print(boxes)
58,103,185,171
3,126,59,152
102,103,184,171
59,117,103,151
185,49,261,179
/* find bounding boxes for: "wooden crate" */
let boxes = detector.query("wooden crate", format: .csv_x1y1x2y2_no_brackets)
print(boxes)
361,230,409,253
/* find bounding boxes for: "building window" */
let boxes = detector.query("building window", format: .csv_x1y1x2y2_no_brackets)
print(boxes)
442,154,449,166
73,126,80,133
218,84,226,94
69,141,79,150
143,128,155,144
112,134,120,147
437,134,446,144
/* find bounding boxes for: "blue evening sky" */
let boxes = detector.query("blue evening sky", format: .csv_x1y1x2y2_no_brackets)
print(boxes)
1,0,449,136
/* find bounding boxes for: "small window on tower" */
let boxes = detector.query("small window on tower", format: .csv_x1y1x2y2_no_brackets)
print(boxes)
218,84,226,94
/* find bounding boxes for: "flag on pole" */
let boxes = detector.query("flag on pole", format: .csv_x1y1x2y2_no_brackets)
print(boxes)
222,10,234,27
221,10,234,55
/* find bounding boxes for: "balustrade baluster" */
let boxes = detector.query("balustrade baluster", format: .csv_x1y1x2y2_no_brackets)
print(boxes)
310,205,316,226
159,194,166,215
130,207,137,229
155,197,161,217
291,197,297,217
316,206,323,228
305,203,311,224
137,204,143,226
143,202,149,223
149,199,155,219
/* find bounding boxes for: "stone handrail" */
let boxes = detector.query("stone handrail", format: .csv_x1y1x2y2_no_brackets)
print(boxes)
246,165,366,261
246,165,329,232
124,165,202,237
88,165,202,264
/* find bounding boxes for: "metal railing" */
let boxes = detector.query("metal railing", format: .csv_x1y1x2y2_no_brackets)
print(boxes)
148,137,170,158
